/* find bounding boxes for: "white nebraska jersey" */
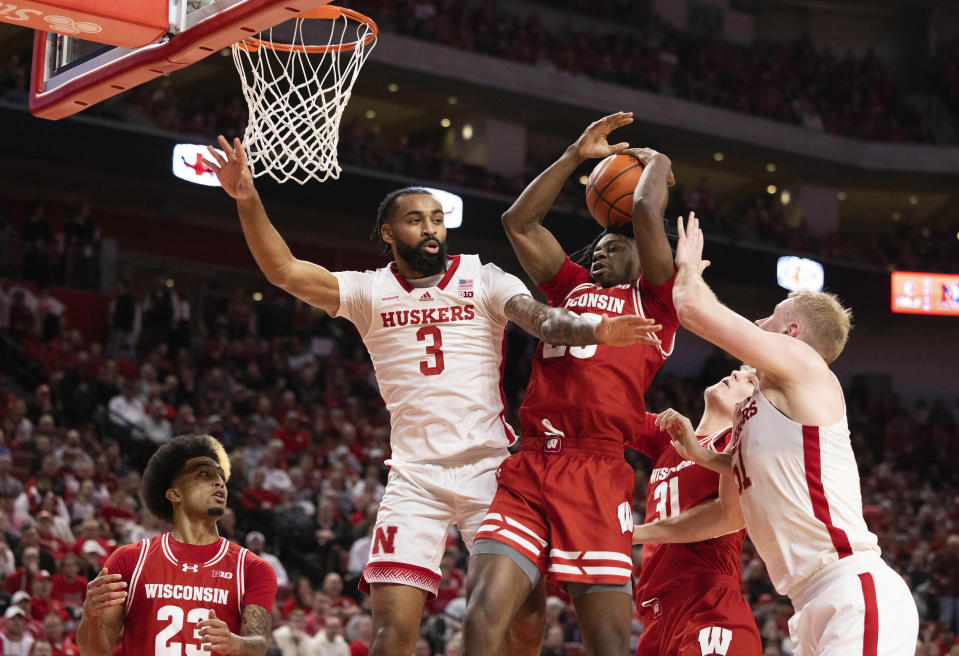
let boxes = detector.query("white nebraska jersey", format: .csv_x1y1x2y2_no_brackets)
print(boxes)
730,388,879,596
334,254,530,465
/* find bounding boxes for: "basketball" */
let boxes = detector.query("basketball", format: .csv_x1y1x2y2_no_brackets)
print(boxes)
585,154,644,227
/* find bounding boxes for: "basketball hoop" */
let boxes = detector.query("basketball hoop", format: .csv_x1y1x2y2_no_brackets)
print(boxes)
231,5,377,184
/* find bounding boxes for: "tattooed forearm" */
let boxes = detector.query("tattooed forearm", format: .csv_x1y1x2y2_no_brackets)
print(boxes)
235,605,271,656
505,295,599,346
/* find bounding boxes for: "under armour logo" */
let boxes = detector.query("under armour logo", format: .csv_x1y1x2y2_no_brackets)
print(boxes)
698,627,732,655
182,563,199,573
45,15,102,34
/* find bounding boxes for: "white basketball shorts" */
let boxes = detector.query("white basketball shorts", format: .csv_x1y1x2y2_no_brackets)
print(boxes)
788,552,918,656
359,452,506,596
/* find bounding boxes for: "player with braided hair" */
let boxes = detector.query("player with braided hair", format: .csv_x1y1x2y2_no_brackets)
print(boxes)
466,113,685,656
76,434,277,656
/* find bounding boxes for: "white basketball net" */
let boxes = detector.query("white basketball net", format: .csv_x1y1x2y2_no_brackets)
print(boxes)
231,12,376,184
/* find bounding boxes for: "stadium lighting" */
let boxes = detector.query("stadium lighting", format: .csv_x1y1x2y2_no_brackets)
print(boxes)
777,256,824,293
422,187,463,228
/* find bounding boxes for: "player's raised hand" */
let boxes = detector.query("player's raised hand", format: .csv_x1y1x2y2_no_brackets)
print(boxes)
204,136,257,201
622,147,675,187
655,409,703,463
594,314,662,347
572,112,633,160
674,212,708,275
83,567,127,617
198,609,239,654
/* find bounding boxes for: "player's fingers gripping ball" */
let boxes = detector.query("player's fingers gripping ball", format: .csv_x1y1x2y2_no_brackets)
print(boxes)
585,153,645,227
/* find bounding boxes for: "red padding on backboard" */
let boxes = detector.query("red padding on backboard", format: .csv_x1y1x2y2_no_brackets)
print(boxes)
0,0,168,48
30,0,333,120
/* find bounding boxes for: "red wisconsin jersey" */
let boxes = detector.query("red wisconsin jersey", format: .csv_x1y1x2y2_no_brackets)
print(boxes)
631,413,745,601
105,533,277,656
520,257,678,445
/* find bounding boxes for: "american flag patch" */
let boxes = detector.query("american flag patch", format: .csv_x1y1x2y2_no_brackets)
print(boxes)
457,279,474,299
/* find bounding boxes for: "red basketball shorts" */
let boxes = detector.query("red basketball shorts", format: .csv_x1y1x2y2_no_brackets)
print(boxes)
474,436,635,586
635,575,762,656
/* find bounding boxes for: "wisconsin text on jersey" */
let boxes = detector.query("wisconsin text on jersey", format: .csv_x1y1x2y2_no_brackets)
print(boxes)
649,459,696,484
564,291,626,314
143,583,230,605
379,305,476,327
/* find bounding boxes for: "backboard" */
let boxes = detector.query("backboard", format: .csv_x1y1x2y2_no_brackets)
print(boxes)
29,0,332,120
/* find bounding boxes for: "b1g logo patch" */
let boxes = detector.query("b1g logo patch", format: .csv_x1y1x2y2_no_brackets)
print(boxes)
212,570,234,579
698,627,732,655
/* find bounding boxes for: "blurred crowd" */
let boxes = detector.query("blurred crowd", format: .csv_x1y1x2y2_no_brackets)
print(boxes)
0,200,101,291
0,250,952,655
355,0,933,143
666,181,959,274
1,1,956,143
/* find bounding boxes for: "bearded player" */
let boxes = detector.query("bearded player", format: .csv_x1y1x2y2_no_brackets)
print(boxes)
76,434,277,656
465,113,680,656
204,136,659,656
630,368,762,656
633,214,919,655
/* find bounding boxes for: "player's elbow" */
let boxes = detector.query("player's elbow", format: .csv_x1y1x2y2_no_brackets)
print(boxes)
501,210,524,233
675,296,706,331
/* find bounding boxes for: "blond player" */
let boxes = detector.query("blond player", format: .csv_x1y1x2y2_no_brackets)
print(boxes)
203,137,660,656
632,214,918,655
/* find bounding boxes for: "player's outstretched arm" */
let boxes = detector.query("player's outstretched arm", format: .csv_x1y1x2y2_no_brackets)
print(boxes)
671,214,822,384
626,147,676,286
656,409,732,475
502,113,634,285
76,568,126,656
632,471,744,545
204,136,340,315
504,294,661,347
198,606,271,656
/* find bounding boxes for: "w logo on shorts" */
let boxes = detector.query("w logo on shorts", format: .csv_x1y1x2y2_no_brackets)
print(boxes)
698,627,732,655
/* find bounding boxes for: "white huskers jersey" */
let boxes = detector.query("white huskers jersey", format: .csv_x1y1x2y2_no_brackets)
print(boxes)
730,388,880,596
334,254,530,465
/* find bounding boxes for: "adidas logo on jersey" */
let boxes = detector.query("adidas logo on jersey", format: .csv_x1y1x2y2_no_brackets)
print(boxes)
419,292,435,301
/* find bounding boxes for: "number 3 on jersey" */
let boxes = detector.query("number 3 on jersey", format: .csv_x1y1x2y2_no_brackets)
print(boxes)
155,606,209,656
417,326,445,375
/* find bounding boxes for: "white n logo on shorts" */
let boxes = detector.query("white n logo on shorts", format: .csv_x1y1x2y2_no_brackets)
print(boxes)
698,627,732,655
